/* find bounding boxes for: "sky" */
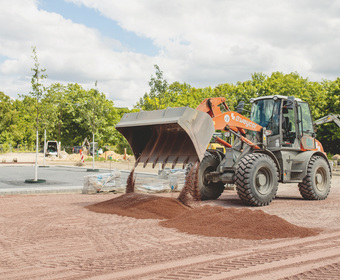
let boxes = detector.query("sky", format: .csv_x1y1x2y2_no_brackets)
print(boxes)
0,0,339,108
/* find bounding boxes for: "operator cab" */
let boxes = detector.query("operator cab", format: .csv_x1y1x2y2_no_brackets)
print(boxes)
249,95,315,150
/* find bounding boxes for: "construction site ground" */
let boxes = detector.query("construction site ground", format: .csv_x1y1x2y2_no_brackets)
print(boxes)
1,152,340,279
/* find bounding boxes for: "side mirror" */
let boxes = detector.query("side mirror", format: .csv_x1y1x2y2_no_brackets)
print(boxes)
236,101,245,114
286,96,295,109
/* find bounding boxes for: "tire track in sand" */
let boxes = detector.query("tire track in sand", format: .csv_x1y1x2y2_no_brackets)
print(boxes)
91,231,340,280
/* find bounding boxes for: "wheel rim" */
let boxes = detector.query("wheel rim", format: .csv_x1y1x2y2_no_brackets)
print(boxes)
315,167,327,191
203,166,215,188
255,167,272,195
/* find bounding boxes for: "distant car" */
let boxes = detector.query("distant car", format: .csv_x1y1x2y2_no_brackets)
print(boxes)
89,142,104,156
89,143,103,156
46,141,59,156
73,146,82,154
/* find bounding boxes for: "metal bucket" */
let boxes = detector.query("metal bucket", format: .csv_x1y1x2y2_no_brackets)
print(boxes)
115,107,215,168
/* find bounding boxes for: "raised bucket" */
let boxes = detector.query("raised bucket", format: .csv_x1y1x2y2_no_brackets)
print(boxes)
115,107,215,168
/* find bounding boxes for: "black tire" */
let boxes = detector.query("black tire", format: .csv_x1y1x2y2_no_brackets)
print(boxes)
298,155,331,200
198,153,225,200
235,153,278,206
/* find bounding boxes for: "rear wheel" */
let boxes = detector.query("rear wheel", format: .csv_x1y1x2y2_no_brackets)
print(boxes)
198,153,225,200
298,155,331,200
235,153,278,206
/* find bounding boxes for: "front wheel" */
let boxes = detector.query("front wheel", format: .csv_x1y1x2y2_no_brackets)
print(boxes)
298,156,331,200
198,153,225,200
235,153,278,206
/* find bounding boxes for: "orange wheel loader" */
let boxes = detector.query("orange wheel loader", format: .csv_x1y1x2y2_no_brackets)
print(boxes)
116,95,331,206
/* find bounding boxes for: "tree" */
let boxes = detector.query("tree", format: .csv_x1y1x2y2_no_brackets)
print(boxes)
0,92,18,149
43,83,67,143
315,79,340,154
43,83,122,149
136,65,169,110
30,46,47,131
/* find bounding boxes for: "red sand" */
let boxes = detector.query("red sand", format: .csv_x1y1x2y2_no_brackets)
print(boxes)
86,193,190,220
160,205,319,240
86,193,319,240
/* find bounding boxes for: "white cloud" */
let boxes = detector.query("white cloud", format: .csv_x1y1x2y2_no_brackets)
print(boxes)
68,0,340,82
0,0,155,107
1,0,340,107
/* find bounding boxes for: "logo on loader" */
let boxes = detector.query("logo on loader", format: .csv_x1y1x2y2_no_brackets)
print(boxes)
224,114,230,123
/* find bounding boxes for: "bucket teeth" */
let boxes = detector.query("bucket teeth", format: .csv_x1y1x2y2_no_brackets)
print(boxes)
182,156,189,169
172,156,179,169
115,107,215,168
161,156,169,169
134,157,141,168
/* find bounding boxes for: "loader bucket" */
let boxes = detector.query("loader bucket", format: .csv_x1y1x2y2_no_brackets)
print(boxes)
115,107,215,168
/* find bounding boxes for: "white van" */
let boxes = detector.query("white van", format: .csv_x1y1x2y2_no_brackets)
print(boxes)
46,141,59,156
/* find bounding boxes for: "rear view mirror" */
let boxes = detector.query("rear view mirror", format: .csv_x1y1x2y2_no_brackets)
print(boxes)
286,96,295,109
236,101,245,114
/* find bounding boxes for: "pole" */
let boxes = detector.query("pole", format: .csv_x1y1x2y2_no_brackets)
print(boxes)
92,133,95,170
43,129,46,166
34,130,38,181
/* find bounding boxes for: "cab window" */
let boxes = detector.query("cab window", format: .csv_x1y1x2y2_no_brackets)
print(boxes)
298,102,314,136
250,99,281,135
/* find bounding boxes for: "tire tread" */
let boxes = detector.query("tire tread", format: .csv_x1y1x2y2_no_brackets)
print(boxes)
235,153,278,206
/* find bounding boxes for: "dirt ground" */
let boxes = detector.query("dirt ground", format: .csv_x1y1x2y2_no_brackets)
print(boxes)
1,153,340,279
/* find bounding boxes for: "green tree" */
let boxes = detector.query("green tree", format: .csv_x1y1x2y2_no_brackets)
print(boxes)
43,83,67,143
0,92,18,148
315,79,340,154
30,46,47,131
44,83,122,149
13,96,37,147
136,65,169,110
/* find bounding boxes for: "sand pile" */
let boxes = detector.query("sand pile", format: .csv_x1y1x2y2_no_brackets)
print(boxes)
68,153,81,161
100,151,134,161
86,193,190,220
333,154,340,160
86,193,319,240
160,205,319,239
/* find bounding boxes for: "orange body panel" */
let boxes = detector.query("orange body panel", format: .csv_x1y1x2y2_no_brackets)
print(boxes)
212,111,262,132
196,97,230,117
300,139,325,153
215,136,232,148
196,97,263,151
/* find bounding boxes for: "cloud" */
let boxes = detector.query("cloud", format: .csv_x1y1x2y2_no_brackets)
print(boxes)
0,0,155,107
68,0,340,82
1,0,339,108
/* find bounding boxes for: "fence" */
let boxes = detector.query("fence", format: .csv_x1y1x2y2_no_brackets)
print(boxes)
0,143,43,153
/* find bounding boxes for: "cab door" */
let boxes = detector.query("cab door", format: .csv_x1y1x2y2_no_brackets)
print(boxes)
297,102,315,150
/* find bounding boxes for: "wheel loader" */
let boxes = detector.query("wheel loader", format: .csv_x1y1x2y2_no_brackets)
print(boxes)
116,95,331,206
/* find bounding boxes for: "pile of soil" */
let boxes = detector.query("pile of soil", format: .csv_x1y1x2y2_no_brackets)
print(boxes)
160,205,319,240
86,193,319,240
86,193,190,220
67,153,82,161
99,151,134,161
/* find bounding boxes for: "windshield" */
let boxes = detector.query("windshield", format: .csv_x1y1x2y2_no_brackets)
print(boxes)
250,99,281,135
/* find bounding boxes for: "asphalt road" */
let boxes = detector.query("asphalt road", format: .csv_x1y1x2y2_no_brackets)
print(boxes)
0,165,91,195
0,165,160,195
